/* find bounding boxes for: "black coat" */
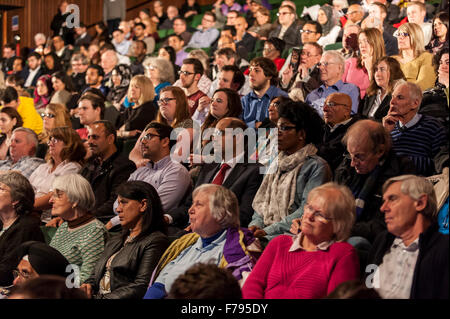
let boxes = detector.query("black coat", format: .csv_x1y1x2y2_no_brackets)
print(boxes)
80,151,136,223
334,151,416,243
367,223,449,299
268,22,302,50
358,93,392,121
84,231,169,299
169,162,264,228
0,214,44,286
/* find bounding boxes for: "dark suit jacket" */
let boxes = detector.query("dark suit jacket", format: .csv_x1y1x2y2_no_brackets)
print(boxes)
268,22,302,50
358,93,392,122
169,162,264,228
23,66,45,88
236,32,257,60
383,30,398,56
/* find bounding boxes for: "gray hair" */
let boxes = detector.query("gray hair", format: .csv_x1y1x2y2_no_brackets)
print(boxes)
12,127,38,155
52,174,95,212
382,175,437,221
34,33,46,42
71,53,89,65
0,171,35,215
143,57,175,84
193,184,240,229
322,51,345,71
188,49,209,74
393,79,423,105
306,182,356,242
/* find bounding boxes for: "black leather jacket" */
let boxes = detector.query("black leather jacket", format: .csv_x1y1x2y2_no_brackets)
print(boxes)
84,231,169,299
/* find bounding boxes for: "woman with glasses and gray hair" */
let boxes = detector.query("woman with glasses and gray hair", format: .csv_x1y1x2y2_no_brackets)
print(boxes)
143,184,261,299
143,57,175,104
0,172,44,287
48,174,107,285
243,182,360,299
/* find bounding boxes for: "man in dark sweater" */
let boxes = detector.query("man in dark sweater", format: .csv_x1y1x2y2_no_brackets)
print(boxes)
366,175,448,299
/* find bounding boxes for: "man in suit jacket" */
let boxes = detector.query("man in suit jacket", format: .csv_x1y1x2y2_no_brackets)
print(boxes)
23,52,44,90
268,5,302,50
167,117,264,230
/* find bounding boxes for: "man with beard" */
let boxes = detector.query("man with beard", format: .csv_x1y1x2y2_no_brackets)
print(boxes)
179,58,207,116
241,57,288,128
80,120,135,225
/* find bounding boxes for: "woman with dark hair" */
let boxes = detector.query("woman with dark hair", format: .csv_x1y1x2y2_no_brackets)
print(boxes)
0,172,44,286
359,56,406,121
43,52,62,74
158,45,180,81
80,181,169,299
29,126,86,223
0,107,23,160
49,71,75,106
426,11,449,54
106,64,132,111
33,74,54,112
262,37,285,72
93,21,109,45
248,101,331,241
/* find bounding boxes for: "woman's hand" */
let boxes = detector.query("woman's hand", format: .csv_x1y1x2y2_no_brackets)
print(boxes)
197,96,211,112
46,217,63,228
80,283,93,299
290,218,302,235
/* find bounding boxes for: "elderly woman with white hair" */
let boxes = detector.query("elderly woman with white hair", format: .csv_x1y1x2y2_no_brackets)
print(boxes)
143,184,261,299
243,182,360,299
143,57,175,104
49,174,107,284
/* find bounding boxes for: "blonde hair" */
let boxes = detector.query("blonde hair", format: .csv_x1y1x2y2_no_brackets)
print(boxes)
398,22,425,57
358,28,385,69
128,75,155,106
39,103,71,143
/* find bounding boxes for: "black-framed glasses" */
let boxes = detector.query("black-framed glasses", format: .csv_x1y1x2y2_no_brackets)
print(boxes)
300,30,317,34
323,101,349,108
304,204,333,223
277,125,297,132
277,11,292,16
178,70,195,76
394,31,410,38
157,98,176,106
141,133,161,141
317,62,337,67
41,112,56,118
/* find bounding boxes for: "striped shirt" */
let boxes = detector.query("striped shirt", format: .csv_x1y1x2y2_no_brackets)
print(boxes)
391,114,446,176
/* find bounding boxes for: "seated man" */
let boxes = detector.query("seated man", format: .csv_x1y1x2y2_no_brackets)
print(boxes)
186,12,220,49
305,51,360,117
76,93,104,140
318,93,362,172
108,122,191,229
111,29,132,57
268,5,301,50
167,35,188,68
167,118,263,229
178,58,207,117
0,127,44,178
383,81,447,177
367,175,449,299
234,16,257,61
1,86,43,135
80,120,136,224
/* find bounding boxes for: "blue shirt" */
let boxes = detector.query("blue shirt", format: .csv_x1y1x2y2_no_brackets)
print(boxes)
305,80,360,117
241,85,288,128
187,28,220,49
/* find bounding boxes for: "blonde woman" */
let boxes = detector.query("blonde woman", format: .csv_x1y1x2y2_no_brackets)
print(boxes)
393,22,436,91
38,103,72,145
117,75,157,139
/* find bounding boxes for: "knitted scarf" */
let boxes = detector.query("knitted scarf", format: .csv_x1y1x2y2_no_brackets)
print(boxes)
252,143,318,226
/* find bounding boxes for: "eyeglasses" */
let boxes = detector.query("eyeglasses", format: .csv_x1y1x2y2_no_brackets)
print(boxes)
263,47,275,52
317,62,337,67
270,101,280,108
157,98,176,106
202,18,215,23
50,190,65,199
394,31,410,38
13,270,32,280
344,152,368,163
277,11,292,16
277,125,297,132
141,133,161,141
300,30,317,34
178,70,195,76
304,204,333,223
47,137,62,145
41,112,56,118
323,101,349,108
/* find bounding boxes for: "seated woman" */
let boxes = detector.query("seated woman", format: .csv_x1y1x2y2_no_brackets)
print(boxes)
49,71,75,107
317,4,341,47
262,37,285,72
117,75,157,140
393,22,436,91
425,11,449,54
80,181,169,299
0,107,23,160
106,64,132,112
242,182,359,299
158,46,180,82
29,127,86,223
33,75,54,113
248,101,331,241
129,86,193,168
343,28,385,99
143,184,261,299
359,57,406,121
143,57,174,104
0,172,44,286
48,174,107,284
247,6,274,40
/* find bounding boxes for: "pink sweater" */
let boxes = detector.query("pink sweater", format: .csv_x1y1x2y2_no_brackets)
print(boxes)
242,235,360,299
343,57,370,99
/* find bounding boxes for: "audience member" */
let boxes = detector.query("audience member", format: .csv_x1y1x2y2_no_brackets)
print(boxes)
300,21,323,45
84,65,107,97
426,11,449,54
143,57,174,104
69,54,89,93
406,1,432,45
268,5,301,50
23,52,44,90
178,58,207,117
317,4,341,47
187,12,220,49
247,6,273,40
50,71,75,107
33,75,54,112
76,93,105,140
0,107,23,160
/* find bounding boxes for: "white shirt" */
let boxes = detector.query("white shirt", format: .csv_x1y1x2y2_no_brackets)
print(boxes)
24,66,41,88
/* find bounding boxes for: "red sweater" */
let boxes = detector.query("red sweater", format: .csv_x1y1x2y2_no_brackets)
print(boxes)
242,235,359,299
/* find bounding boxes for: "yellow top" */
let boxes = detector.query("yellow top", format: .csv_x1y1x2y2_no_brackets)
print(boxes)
394,51,437,92
17,96,43,135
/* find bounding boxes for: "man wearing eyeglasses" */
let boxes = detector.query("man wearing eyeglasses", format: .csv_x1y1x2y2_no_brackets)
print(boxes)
268,5,302,50
186,12,220,49
305,51,360,117
81,120,136,225
300,21,322,45
345,3,364,26
178,58,207,117
107,122,190,232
